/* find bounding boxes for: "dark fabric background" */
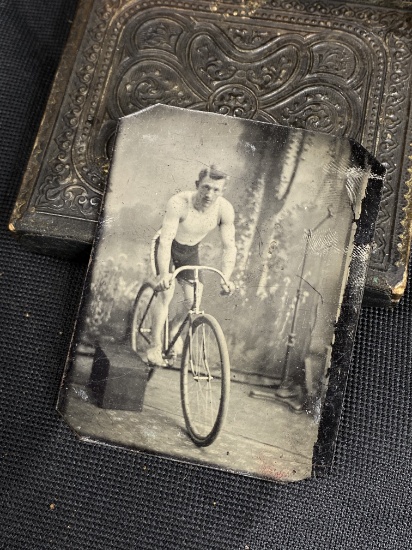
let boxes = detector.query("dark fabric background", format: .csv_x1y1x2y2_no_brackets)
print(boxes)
1,1,411,548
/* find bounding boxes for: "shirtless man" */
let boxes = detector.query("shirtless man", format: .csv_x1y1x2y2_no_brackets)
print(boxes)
147,165,237,366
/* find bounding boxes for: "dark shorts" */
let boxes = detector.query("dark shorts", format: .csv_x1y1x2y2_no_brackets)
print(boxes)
155,238,203,283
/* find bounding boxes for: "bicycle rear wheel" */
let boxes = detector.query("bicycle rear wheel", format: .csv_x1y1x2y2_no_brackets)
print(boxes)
131,282,157,355
180,314,230,447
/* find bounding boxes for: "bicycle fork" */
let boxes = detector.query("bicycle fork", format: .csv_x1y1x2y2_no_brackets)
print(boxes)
188,321,213,383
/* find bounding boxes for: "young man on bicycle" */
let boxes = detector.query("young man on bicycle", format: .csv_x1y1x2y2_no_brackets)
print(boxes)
147,165,237,366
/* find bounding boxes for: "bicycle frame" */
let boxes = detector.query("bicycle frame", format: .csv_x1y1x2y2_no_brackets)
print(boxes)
162,265,230,359
132,263,231,445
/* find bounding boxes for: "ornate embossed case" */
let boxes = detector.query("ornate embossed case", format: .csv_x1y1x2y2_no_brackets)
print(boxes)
57,105,384,482
9,0,412,305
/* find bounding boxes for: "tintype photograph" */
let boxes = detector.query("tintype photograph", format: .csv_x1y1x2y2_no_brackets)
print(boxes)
58,105,382,482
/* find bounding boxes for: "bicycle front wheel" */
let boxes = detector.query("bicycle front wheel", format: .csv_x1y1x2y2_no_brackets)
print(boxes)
131,282,157,355
181,314,230,447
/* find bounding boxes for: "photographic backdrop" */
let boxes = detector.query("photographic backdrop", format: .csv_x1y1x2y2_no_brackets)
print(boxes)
87,105,367,388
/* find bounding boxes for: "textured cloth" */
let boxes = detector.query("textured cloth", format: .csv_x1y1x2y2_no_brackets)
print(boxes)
1,1,412,548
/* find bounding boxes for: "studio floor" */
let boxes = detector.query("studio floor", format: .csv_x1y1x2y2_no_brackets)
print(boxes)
62,353,318,482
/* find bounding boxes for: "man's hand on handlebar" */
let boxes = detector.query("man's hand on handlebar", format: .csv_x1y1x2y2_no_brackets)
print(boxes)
220,280,236,296
155,273,173,292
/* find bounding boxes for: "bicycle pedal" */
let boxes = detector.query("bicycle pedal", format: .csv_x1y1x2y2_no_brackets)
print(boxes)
147,359,169,368
145,354,168,368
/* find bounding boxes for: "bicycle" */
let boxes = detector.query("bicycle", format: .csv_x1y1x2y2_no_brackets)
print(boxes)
130,265,231,447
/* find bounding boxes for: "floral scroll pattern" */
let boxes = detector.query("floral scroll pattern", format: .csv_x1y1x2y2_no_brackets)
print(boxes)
114,22,365,136
32,0,412,270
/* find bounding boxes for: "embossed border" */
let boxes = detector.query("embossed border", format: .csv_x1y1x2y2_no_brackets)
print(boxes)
10,0,412,301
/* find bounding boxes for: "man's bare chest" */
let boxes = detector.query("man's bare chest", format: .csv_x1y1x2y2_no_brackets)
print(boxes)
177,203,220,244
185,207,218,229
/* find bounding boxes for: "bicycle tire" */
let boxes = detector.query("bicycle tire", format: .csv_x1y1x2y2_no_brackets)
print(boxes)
130,282,157,355
180,314,230,447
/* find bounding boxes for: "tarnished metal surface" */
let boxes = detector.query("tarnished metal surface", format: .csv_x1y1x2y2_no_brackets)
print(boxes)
10,0,412,304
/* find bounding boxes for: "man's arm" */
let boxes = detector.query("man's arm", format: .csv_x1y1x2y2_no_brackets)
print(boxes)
219,200,237,290
156,195,183,290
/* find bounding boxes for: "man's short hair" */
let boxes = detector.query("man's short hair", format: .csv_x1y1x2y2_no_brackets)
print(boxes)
196,165,227,187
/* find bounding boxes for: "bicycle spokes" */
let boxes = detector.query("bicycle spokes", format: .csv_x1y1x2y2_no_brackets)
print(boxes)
191,325,212,381
181,315,229,445
138,305,152,345
131,284,158,354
